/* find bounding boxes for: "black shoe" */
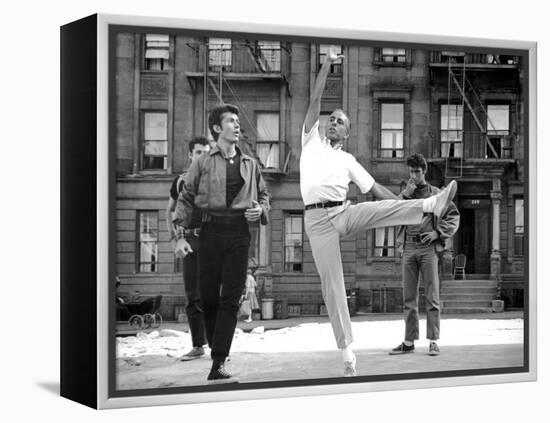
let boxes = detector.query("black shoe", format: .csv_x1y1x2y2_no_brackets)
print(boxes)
428,342,440,356
178,346,205,361
207,364,239,384
389,342,415,355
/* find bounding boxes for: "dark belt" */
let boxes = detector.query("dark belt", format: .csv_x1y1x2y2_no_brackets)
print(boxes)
305,201,344,211
406,234,423,243
183,228,201,237
202,213,247,225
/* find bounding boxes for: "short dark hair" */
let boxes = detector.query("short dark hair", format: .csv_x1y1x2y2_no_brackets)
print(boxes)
188,136,209,153
208,104,240,141
406,153,428,171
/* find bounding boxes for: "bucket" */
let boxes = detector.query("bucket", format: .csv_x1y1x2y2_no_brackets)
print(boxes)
261,298,275,320
274,299,288,319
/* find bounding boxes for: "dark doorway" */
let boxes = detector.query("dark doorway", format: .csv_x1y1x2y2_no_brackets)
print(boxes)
455,206,491,274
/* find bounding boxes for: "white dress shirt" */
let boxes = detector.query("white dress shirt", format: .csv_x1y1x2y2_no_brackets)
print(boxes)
300,120,375,205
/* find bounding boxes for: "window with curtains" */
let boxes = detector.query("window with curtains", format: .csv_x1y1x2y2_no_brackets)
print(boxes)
372,227,396,257
208,38,232,71
142,111,168,170
380,103,404,158
487,104,511,158
441,104,464,158
256,41,281,72
256,112,280,169
514,198,524,256
143,34,170,71
284,213,304,272
381,48,406,63
137,211,159,273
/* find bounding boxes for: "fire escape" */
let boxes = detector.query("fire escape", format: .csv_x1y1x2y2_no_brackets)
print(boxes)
441,54,514,179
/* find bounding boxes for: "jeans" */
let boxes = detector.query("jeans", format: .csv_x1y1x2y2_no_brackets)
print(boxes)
402,242,440,341
182,235,206,348
198,221,250,361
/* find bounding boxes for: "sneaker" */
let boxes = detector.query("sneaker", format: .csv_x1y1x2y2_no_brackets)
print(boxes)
428,342,440,356
178,346,205,361
343,354,357,377
389,342,415,355
433,180,457,218
207,364,239,384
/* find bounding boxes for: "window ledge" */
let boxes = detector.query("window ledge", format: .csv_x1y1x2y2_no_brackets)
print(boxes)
374,61,408,68
372,157,406,163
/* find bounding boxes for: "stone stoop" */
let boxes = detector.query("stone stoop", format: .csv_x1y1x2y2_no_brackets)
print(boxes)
440,279,498,314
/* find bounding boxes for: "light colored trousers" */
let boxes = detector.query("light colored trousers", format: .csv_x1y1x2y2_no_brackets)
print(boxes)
304,199,424,349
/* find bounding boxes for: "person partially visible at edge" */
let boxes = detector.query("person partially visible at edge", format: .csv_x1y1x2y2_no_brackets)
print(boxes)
173,103,271,384
165,136,210,362
300,45,458,377
389,153,460,357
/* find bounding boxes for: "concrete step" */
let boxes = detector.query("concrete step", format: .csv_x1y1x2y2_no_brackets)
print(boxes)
443,280,497,288
442,287,496,294
442,307,493,314
440,293,495,301
442,300,493,308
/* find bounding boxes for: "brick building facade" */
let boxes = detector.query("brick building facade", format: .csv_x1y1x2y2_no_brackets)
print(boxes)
114,32,526,319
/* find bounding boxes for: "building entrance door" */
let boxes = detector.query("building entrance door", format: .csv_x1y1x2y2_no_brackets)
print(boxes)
455,199,491,274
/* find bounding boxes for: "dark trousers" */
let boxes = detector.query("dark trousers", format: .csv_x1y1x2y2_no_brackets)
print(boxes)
402,243,440,341
198,221,250,362
182,235,206,348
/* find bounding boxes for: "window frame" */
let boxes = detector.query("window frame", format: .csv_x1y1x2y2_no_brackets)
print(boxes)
318,44,343,74
372,226,397,258
142,33,170,71
208,37,232,71
486,103,511,159
136,210,159,273
141,110,169,171
284,213,304,273
513,197,524,257
255,111,281,170
440,103,464,158
379,102,405,158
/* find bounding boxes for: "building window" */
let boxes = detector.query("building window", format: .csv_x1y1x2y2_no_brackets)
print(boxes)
319,44,343,74
256,112,280,169
256,41,281,72
138,211,159,273
142,111,168,170
144,34,170,71
514,198,524,256
373,227,396,257
487,104,510,158
208,38,232,71
284,213,303,272
441,51,465,64
382,48,406,63
441,104,464,158
380,103,404,158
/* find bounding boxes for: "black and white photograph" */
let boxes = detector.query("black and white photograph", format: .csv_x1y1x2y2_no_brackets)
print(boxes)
8,0,549,420
107,18,531,397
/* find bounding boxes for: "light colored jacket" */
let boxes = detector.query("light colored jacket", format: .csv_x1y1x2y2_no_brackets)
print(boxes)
396,184,460,253
173,145,271,228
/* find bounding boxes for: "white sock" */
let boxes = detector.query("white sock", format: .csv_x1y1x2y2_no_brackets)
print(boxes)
422,195,437,213
429,340,437,344
404,340,414,347
341,345,355,362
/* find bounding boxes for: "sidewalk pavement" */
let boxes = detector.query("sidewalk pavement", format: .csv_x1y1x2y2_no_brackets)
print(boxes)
116,311,524,390
116,310,524,336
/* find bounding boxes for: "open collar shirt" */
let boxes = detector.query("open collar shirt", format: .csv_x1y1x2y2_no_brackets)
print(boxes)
299,120,375,206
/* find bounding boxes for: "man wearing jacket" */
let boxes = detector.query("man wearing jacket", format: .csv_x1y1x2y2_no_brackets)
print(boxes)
389,153,460,356
173,104,270,384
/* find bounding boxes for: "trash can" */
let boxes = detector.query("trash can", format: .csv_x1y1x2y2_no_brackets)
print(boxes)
274,299,288,319
261,298,275,320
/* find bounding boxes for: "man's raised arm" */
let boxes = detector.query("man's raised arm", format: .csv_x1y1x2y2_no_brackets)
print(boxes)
303,47,343,136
